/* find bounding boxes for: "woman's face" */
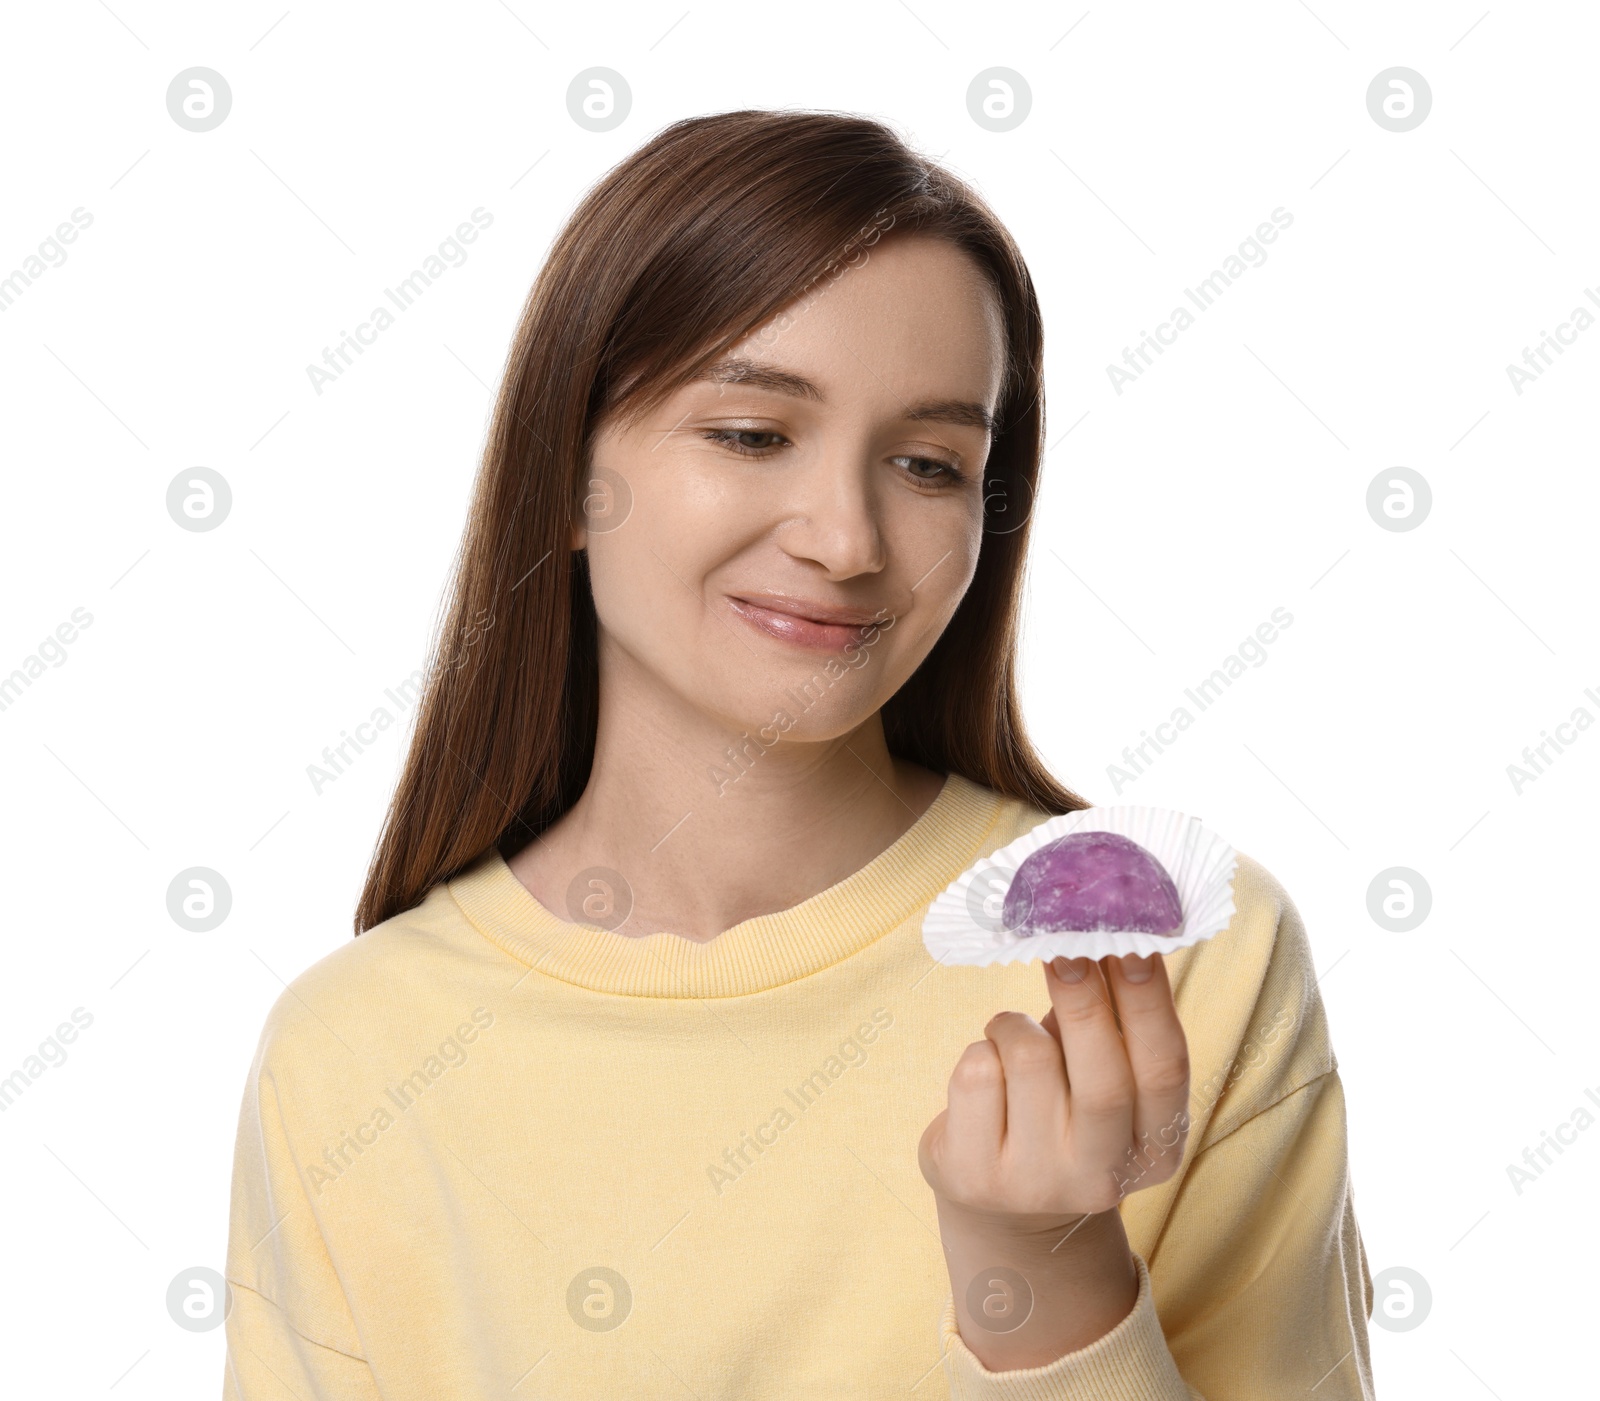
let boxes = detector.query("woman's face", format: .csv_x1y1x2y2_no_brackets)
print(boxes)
577,233,1006,744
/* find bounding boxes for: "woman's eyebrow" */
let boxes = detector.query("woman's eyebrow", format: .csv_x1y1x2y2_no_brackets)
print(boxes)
696,356,996,435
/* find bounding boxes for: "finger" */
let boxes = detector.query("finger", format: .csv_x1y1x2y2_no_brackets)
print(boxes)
982,1011,1068,1163
1104,954,1191,1183
940,1038,1007,1184
1044,957,1135,1181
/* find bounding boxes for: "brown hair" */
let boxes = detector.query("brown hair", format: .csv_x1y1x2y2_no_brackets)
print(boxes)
354,107,1088,934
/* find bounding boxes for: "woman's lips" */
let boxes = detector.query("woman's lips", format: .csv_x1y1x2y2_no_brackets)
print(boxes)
726,597,883,653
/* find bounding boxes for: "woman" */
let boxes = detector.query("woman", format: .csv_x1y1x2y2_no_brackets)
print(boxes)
223,109,1374,1399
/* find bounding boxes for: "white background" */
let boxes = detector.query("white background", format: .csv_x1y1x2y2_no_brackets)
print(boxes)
2,1,1595,1394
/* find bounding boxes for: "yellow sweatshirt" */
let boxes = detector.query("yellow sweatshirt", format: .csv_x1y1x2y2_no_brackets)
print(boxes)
223,773,1374,1399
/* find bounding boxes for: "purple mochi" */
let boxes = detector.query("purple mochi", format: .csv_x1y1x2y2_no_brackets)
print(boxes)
1003,830,1183,937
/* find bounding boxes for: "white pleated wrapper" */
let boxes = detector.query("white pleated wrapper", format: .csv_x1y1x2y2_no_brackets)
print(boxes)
922,805,1239,967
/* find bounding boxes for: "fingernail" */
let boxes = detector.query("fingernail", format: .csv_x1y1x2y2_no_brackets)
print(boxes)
1053,957,1088,983
1120,954,1155,983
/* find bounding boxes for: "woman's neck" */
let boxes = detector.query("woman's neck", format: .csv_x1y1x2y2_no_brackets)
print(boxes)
505,690,945,942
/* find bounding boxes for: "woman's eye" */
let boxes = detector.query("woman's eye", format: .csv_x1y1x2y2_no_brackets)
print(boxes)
896,456,965,486
704,428,786,455
704,430,964,487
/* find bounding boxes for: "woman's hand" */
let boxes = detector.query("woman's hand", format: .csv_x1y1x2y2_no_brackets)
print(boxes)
917,952,1191,1369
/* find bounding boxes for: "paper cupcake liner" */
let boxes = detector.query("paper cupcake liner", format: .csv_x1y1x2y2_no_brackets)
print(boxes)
922,805,1238,967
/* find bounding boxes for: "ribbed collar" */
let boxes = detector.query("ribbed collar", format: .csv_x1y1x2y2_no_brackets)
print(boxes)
446,772,1005,998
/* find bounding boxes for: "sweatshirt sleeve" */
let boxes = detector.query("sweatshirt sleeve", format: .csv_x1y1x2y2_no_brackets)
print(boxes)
934,1071,1371,1400
1136,1069,1373,1398
221,1009,383,1400
937,1253,1196,1400
224,1284,380,1400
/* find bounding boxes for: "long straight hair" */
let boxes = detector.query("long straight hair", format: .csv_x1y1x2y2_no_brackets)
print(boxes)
354,108,1088,934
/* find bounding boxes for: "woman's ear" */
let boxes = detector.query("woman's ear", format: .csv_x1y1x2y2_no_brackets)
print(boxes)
569,513,587,552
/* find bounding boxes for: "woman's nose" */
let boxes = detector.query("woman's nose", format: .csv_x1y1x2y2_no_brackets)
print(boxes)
778,459,887,579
